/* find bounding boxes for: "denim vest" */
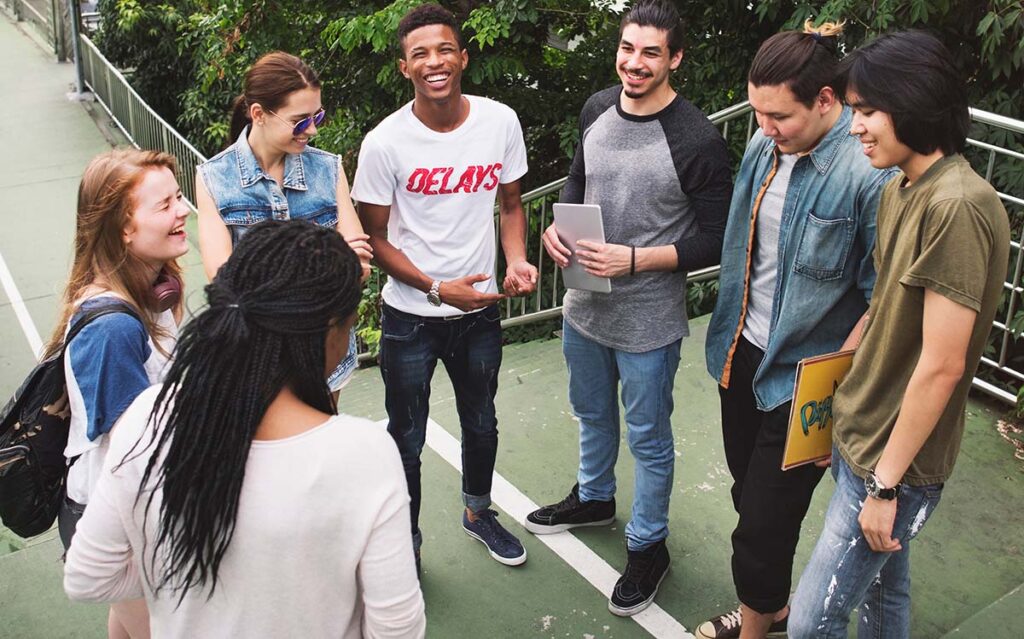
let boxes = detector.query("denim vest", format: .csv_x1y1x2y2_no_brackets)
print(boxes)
705,106,897,411
198,127,340,244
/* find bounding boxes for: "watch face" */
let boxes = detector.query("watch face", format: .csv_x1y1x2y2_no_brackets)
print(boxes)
865,473,880,497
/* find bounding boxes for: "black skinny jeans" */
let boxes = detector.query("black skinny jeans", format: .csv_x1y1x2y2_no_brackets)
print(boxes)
379,303,503,547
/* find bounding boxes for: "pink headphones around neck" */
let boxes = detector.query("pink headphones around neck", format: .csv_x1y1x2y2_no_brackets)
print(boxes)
152,269,182,313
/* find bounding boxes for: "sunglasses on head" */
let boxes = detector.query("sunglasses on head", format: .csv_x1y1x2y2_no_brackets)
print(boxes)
267,108,326,136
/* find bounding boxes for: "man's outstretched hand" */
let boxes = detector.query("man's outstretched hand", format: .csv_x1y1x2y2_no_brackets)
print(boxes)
439,274,505,312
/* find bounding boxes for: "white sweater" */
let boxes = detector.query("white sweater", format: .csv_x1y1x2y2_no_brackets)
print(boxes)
64,386,426,639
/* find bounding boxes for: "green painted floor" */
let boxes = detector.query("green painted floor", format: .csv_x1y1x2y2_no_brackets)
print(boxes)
2,11,1023,639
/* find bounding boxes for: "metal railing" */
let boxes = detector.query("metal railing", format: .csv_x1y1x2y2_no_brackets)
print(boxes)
499,101,755,328
78,35,208,207
1,0,69,60
74,31,1024,402
965,109,1024,404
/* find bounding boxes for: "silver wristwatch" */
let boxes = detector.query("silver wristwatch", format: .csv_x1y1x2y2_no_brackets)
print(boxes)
427,280,442,307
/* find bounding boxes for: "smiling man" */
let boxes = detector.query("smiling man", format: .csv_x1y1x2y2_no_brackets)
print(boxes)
789,31,1010,639
699,22,895,639
351,3,537,572
527,0,731,617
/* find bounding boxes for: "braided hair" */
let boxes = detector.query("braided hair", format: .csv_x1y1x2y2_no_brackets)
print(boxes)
136,220,362,601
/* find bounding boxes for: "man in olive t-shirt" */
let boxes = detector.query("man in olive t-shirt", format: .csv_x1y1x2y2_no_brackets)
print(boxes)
789,32,1010,639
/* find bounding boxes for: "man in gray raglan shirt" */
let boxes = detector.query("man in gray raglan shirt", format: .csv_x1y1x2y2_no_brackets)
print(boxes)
526,0,731,617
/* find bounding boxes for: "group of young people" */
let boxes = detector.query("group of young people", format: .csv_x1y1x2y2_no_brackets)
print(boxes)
48,1,1007,637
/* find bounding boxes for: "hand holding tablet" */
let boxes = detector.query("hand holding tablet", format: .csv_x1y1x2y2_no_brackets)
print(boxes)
550,203,612,294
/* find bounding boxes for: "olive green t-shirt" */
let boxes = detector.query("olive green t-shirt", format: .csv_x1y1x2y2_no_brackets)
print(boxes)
834,155,1010,486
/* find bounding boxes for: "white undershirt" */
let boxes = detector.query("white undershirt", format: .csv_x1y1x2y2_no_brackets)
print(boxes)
743,152,798,351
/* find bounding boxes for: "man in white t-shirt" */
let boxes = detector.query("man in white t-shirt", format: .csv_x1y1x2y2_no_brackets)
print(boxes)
352,3,537,572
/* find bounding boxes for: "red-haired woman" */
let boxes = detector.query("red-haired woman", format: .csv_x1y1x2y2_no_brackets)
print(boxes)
49,148,191,638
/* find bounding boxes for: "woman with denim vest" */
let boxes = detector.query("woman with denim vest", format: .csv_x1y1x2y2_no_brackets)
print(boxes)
195,51,371,394
48,148,191,639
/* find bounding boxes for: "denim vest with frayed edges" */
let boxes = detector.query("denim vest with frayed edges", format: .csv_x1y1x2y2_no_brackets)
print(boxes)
199,127,340,244
705,106,898,411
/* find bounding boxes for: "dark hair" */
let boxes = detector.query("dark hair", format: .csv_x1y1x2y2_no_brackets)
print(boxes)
136,220,362,600
838,30,969,156
748,20,844,107
397,3,464,57
620,0,685,56
228,52,321,146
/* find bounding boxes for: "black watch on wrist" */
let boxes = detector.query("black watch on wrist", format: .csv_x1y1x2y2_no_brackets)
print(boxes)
865,471,899,500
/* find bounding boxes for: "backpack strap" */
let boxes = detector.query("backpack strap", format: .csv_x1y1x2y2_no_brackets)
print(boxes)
63,300,144,357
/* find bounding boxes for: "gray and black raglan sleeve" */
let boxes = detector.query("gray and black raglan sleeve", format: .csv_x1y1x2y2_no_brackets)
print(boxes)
659,101,733,272
562,89,621,205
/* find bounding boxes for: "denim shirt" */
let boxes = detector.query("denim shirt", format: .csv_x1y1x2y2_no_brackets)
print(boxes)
198,127,340,244
706,106,896,411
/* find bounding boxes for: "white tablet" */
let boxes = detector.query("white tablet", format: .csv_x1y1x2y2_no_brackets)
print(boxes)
552,203,612,294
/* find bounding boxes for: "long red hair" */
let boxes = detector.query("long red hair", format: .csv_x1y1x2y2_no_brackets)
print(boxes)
45,148,183,358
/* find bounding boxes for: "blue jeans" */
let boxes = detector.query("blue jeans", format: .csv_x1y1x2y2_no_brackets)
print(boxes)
380,303,503,550
326,328,358,391
789,453,943,638
562,320,681,551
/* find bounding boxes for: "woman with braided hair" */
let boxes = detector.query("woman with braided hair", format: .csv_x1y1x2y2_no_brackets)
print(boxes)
63,221,426,638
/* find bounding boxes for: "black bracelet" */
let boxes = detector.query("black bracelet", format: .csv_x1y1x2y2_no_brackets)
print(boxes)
630,245,636,276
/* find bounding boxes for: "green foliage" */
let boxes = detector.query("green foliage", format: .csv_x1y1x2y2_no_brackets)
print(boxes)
94,0,1023,396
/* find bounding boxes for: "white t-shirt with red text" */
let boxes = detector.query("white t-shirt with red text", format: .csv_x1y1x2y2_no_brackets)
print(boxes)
351,95,528,317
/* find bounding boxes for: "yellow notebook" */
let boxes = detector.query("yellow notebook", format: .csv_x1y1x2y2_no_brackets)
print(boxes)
782,350,855,470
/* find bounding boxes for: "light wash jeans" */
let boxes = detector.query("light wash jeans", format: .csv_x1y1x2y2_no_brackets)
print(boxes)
326,328,358,391
562,320,681,551
789,453,943,638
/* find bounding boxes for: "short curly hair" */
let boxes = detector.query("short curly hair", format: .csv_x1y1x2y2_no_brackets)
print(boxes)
397,3,464,57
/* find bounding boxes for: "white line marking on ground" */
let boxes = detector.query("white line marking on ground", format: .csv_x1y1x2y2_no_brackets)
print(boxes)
423,418,695,639
0,250,44,358
2,267,691,637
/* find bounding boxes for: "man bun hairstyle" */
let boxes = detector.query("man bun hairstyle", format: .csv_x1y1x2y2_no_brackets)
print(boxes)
748,20,845,107
838,30,970,156
135,220,362,600
228,52,320,146
397,3,464,57
620,0,685,56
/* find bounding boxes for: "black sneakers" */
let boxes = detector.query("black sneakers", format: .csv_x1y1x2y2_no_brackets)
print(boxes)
608,539,670,616
524,484,616,534
695,606,789,638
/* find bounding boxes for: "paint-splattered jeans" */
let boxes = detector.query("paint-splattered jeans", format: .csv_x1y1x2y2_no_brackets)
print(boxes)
790,453,943,639
562,320,681,552
380,303,502,551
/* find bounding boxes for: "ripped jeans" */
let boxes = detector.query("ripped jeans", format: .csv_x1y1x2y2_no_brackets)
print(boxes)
789,453,943,639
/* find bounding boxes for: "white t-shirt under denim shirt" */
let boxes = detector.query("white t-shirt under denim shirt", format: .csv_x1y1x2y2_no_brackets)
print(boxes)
63,294,176,505
742,152,798,351
351,95,528,317
64,386,426,639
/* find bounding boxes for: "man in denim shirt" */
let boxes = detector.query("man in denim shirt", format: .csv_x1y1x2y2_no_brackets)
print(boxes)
698,24,895,639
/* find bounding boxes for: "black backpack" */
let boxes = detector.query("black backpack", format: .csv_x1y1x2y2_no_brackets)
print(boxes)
0,301,141,538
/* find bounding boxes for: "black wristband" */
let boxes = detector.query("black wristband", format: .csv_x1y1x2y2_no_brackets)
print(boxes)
630,245,636,276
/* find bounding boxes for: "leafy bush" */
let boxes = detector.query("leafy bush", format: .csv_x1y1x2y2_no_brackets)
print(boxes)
94,1,1023,399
